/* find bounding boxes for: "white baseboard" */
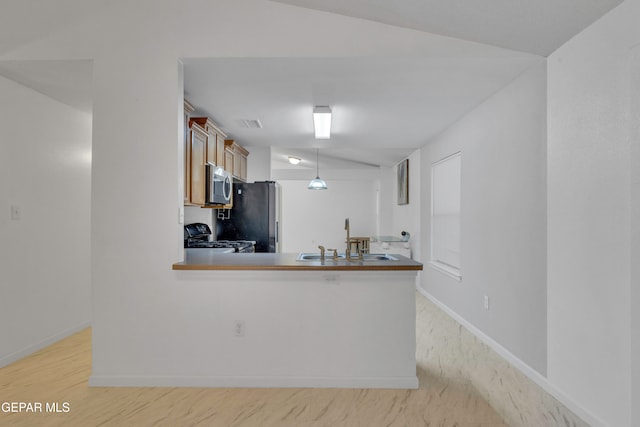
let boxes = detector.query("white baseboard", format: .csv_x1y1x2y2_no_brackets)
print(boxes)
0,321,91,368
416,286,606,427
88,375,419,389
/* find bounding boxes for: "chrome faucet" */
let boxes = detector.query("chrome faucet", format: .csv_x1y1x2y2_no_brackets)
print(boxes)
344,217,351,260
318,245,326,262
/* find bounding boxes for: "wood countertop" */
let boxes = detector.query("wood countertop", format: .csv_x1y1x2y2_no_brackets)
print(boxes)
172,252,423,271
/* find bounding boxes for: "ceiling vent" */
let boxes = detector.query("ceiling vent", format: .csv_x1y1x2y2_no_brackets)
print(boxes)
241,119,263,129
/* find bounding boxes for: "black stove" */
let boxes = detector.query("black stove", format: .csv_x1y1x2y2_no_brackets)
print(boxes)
184,223,255,253
188,240,255,251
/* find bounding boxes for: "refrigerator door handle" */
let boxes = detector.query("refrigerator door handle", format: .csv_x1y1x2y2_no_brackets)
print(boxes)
275,221,279,243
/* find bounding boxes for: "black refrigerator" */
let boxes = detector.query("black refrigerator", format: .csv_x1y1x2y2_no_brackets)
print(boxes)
216,181,279,252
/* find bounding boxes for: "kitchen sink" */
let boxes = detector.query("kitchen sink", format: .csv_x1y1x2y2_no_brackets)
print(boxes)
296,253,398,261
360,254,398,261
296,253,346,261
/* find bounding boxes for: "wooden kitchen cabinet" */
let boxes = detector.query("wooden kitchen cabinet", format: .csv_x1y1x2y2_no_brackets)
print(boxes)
185,116,228,207
190,117,227,168
224,147,235,176
183,100,195,204
207,132,217,165
215,130,226,167
188,121,207,206
183,108,243,206
236,152,247,181
224,139,249,181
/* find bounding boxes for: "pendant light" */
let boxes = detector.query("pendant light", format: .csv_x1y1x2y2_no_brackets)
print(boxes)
308,149,328,190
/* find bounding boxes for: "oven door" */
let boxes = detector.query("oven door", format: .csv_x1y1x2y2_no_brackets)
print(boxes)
206,164,232,205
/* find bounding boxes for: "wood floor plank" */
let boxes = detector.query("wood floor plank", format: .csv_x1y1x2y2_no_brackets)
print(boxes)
0,296,509,427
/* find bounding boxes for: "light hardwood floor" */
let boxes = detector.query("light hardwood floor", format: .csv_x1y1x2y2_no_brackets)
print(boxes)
0,294,508,427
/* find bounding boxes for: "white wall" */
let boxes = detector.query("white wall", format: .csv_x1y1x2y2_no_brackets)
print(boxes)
383,150,422,261
90,269,419,388
17,0,459,386
419,62,548,374
273,165,384,253
278,179,378,253
183,206,213,228
246,145,272,182
0,75,92,367
547,0,639,425
3,1,636,424
631,44,640,427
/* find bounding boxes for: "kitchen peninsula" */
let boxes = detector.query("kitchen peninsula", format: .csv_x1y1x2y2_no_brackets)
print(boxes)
173,251,422,271
172,252,422,389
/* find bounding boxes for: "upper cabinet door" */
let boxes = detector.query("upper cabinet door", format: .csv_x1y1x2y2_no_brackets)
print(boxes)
224,139,249,181
190,117,227,169
206,132,217,165
216,132,225,168
189,123,207,206
224,147,234,177
183,100,195,204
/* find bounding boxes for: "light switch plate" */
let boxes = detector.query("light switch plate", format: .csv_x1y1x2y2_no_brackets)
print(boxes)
10,205,21,220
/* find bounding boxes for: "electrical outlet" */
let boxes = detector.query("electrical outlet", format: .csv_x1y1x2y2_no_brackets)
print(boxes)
484,295,490,310
234,320,245,337
323,274,340,285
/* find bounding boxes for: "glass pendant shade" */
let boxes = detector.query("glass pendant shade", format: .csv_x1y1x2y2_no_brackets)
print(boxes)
308,176,328,190
308,149,328,190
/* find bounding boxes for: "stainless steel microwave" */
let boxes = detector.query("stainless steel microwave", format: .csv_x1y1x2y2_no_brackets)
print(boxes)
206,163,232,205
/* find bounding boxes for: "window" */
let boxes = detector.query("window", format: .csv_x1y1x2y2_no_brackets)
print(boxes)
430,152,462,280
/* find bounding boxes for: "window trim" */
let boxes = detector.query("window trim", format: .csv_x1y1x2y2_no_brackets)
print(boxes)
429,260,462,281
430,151,462,281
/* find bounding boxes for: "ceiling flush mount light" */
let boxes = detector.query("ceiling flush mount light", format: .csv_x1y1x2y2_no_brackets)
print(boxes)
313,106,332,139
288,156,301,165
308,149,328,190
